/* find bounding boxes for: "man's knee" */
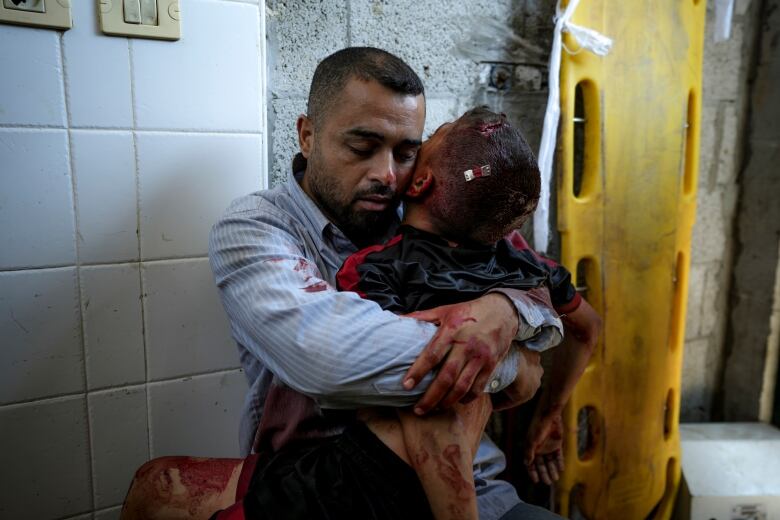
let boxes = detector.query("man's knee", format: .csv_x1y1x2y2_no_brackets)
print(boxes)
500,501,565,520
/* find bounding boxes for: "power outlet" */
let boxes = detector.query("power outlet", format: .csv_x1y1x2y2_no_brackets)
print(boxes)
0,0,71,30
3,0,45,14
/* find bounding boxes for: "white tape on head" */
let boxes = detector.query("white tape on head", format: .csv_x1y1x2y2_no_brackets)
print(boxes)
464,165,491,182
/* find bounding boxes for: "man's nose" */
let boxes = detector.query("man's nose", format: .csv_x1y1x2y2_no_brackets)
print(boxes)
366,152,398,188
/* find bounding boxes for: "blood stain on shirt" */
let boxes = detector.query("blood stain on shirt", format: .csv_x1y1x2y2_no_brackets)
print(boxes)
293,258,309,272
302,281,329,293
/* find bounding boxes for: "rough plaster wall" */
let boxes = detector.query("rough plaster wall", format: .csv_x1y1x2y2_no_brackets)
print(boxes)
721,0,780,422
680,0,759,421
265,0,557,186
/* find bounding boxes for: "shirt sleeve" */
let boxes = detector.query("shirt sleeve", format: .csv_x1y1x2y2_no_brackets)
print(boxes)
505,230,582,314
209,209,518,409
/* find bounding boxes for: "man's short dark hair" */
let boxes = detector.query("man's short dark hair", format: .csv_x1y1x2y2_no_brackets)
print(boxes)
307,47,425,127
427,107,541,244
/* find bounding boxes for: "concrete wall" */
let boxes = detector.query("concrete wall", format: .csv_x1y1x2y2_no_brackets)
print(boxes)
265,0,557,186
721,0,780,423
680,0,760,421
0,1,265,517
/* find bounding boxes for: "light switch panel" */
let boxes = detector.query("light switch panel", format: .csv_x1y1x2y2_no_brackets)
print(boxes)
0,0,72,30
99,0,179,41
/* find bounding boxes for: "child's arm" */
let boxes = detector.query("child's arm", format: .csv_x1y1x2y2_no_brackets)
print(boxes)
490,345,544,411
524,298,601,484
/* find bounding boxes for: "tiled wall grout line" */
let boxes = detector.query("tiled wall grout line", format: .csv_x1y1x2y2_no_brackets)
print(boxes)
59,28,97,515
127,35,154,466
0,367,244,409
54,509,94,520
257,2,268,189
0,263,79,273
0,123,67,129
0,124,264,135
0,255,213,275
144,367,244,387
0,390,91,409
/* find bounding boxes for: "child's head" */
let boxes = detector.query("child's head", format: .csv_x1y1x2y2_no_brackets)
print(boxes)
405,107,540,244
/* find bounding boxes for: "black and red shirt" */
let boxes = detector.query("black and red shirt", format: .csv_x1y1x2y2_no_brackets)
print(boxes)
337,225,581,315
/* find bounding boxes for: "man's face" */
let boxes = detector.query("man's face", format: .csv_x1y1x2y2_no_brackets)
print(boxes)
300,78,425,245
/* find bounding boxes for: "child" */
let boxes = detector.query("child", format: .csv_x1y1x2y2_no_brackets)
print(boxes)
328,106,595,520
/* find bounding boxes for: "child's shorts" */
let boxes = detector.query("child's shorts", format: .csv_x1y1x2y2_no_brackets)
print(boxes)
212,421,433,520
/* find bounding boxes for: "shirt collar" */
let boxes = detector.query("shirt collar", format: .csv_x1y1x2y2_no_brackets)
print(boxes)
286,169,332,243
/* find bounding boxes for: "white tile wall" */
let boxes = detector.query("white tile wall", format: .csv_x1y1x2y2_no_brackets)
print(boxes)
0,396,91,518
0,25,66,126
88,387,149,508
0,129,76,269
0,0,265,517
72,131,139,264
132,0,262,131
149,370,247,458
62,0,133,128
137,132,263,259
81,264,145,390
94,506,122,520
0,267,83,404
143,258,239,380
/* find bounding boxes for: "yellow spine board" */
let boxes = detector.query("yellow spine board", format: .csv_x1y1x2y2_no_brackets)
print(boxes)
554,1,705,518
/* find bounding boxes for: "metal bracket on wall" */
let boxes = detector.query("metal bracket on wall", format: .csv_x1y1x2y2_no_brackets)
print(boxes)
0,0,72,30
98,0,180,41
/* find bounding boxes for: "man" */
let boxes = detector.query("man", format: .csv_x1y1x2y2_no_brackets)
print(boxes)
230,107,597,520
207,47,592,519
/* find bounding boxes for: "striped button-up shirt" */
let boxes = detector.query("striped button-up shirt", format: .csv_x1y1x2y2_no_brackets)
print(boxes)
209,170,562,519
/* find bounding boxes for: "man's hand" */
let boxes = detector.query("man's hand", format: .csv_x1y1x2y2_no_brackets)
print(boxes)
403,293,518,415
491,347,543,411
524,411,565,485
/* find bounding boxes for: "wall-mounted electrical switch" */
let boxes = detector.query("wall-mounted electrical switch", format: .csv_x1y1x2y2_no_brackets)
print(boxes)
0,0,72,30
123,0,140,23
99,0,179,41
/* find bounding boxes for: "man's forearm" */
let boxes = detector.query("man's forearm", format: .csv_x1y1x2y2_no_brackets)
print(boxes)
210,214,528,409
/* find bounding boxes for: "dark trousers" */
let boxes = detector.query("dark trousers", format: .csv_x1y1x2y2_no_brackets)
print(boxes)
500,502,565,520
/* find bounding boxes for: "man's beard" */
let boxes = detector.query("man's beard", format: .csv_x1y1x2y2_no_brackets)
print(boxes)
307,162,399,247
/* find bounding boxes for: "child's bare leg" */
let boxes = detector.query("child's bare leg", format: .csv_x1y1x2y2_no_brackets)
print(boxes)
360,396,492,520
121,457,243,520
398,396,492,520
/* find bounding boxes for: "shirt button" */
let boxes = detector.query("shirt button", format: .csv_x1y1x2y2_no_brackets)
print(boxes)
490,379,500,390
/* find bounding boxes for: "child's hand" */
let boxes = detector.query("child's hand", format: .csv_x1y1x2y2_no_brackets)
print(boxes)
524,412,565,485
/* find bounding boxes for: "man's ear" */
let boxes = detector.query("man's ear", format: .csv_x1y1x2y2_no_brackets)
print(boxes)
406,168,434,198
297,114,314,158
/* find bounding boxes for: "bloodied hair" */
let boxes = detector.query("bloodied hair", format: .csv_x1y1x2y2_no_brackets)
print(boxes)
426,107,541,244
307,47,425,128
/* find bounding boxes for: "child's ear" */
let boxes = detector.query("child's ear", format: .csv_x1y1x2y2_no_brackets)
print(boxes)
406,168,434,198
